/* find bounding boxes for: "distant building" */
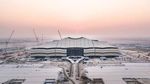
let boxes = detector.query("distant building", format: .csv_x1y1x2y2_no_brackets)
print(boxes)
30,37,121,59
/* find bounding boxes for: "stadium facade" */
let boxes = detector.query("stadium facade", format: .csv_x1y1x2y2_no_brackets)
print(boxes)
30,37,121,59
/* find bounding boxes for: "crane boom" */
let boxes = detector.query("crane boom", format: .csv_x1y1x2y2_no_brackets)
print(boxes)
5,30,15,54
33,28,39,42
7,30,15,44
58,30,62,40
6,30,15,47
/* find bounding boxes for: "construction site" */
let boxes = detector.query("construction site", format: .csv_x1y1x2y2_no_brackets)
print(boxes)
0,32,150,84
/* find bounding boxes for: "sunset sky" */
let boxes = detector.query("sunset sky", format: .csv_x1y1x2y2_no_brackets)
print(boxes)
0,0,150,39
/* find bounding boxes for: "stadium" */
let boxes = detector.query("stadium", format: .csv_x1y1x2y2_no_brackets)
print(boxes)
30,37,121,59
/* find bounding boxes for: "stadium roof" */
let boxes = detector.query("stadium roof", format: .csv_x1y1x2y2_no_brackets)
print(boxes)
32,37,116,48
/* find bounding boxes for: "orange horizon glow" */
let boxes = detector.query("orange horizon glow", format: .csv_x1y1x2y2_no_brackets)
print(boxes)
0,0,150,39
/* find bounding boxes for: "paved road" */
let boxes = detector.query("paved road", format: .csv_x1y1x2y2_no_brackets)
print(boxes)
65,57,85,84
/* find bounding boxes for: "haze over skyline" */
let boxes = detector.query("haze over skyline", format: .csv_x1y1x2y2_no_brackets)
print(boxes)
0,0,150,39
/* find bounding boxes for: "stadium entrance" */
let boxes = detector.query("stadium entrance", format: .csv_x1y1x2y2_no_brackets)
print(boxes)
67,48,84,56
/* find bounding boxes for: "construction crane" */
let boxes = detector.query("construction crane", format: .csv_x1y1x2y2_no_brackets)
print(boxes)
42,33,44,42
33,28,39,42
5,30,15,54
58,29,62,40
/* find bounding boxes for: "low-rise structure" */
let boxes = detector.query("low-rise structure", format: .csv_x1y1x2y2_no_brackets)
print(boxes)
0,64,64,84
81,63,150,84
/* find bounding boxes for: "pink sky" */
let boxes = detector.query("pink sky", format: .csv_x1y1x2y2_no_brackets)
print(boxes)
0,0,150,39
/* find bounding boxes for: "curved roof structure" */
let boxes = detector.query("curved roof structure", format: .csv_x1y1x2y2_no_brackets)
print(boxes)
32,37,116,48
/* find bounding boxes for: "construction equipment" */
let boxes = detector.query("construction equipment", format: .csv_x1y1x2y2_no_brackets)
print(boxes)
58,30,62,40
33,28,39,42
5,30,15,54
